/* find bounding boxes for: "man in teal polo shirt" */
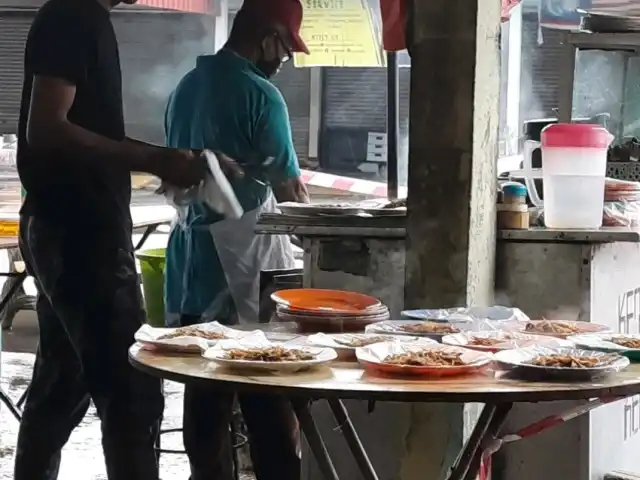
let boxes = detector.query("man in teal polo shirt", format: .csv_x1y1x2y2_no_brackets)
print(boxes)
164,0,309,478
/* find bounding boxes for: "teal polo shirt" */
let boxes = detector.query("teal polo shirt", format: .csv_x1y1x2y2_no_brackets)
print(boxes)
163,49,301,322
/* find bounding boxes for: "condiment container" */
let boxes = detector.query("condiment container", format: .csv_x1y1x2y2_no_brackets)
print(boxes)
541,123,613,229
502,183,527,205
498,183,529,229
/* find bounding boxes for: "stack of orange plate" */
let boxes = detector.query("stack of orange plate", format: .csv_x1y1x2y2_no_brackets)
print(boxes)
271,288,389,333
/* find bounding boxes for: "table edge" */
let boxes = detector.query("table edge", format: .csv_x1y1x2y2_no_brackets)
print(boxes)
128,349,640,404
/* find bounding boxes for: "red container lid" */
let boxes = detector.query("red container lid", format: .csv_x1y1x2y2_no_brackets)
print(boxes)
541,123,613,149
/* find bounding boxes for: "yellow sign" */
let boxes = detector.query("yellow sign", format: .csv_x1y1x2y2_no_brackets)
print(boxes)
294,0,385,68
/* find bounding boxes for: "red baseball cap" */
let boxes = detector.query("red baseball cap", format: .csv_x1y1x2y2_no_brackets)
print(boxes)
239,0,310,54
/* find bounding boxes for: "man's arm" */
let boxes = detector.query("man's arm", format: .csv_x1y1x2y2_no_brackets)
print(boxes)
255,93,309,204
28,77,154,174
25,11,189,181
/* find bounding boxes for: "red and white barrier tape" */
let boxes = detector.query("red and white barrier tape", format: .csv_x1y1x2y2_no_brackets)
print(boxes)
482,396,622,461
300,169,406,199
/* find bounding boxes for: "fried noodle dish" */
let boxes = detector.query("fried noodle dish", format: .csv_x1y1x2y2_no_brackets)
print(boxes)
334,336,391,347
525,321,580,335
529,354,601,368
399,322,460,334
158,326,227,341
610,337,640,349
468,336,511,347
224,346,315,362
383,350,465,367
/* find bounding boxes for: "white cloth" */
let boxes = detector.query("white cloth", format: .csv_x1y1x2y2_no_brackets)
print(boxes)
162,150,243,221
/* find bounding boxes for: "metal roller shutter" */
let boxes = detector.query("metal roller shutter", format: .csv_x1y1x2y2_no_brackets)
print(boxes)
321,66,410,177
324,67,386,131
323,67,410,132
521,15,625,130
520,17,565,122
112,11,215,144
272,63,311,165
0,13,33,135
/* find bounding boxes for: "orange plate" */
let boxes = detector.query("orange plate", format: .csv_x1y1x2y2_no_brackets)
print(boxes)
359,359,490,377
271,289,381,314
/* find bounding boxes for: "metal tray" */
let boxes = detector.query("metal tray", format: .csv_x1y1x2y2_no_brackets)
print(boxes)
360,208,407,217
277,202,363,216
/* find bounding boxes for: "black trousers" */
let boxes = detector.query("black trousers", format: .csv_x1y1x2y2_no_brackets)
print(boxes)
180,315,301,480
14,215,164,480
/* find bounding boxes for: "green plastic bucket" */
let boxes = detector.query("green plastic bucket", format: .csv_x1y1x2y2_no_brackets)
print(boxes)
136,248,166,328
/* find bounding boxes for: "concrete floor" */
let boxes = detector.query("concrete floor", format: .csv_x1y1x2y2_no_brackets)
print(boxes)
0,229,252,479
0,310,205,479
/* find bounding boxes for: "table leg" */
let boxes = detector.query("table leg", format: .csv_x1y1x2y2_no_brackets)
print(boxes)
134,225,159,251
327,399,379,480
291,399,340,480
446,403,512,480
0,270,28,421
0,387,21,421
1,248,34,331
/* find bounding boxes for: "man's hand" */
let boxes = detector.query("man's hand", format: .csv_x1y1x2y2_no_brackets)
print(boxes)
273,177,309,204
216,152,244,179
150,149,208,189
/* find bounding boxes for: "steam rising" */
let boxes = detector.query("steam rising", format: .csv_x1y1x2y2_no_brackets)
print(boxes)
117,13,216,143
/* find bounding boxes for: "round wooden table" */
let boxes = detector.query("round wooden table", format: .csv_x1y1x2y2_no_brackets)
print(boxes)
129,344,640,480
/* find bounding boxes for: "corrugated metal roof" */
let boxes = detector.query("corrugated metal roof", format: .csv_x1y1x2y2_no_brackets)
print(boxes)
136,0,216,13
0,0,217,13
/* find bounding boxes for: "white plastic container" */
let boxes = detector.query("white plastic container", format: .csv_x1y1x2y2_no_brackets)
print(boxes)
541,123,613,229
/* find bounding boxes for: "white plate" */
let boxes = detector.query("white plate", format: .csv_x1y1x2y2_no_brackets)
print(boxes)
134,322,264,353
568,333,640,353
494,346,629,381
203,340,338,373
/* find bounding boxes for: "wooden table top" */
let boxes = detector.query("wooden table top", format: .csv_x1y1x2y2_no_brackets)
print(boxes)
129,343,640,403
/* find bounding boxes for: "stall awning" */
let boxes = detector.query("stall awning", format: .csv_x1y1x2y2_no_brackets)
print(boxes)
380,0,522,52
380,0,406,52
136,0,216,14
501,0,521,21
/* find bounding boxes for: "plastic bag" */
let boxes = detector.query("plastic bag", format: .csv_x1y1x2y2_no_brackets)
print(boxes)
603,200,640,227
603,178,640,227
159,150,243,222
532,178,640,228
400,306,530,324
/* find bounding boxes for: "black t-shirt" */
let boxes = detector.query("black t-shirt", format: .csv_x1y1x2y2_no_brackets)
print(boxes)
17,0,132,237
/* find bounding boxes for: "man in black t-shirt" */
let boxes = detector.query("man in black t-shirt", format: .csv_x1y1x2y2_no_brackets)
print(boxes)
13,0,211,479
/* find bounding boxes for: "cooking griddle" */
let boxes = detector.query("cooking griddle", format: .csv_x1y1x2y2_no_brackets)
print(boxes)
256,213,406,238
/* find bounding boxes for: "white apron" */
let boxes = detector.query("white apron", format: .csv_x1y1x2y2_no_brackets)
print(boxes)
208,193,295,324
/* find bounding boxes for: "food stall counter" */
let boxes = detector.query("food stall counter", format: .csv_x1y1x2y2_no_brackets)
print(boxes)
257,210,640,480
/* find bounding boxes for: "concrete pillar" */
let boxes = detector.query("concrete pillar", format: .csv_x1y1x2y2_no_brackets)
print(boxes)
505,4,523,156
402,0,500,477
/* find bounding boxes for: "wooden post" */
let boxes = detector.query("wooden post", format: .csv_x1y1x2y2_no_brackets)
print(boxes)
401,0,501,478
